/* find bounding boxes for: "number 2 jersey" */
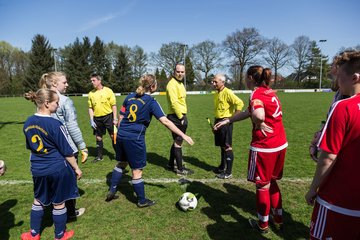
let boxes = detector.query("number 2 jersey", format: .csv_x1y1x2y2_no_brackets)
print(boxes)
118,93,166,140
249,86,288,152
23,114,77,177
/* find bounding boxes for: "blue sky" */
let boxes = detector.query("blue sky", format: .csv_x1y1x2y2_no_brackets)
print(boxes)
0,0,359,65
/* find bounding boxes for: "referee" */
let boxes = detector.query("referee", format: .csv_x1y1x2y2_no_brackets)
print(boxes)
212,74,244,179
166,64,193,176
88,73,118,163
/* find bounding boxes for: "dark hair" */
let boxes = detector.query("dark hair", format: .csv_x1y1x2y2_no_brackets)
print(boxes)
90,73,102,81
246,65,272,86
335,51,360,75
24,89,58,107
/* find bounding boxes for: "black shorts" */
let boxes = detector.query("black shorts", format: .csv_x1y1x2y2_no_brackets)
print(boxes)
167,114,187,141
214,118,233,147
93,113,114,136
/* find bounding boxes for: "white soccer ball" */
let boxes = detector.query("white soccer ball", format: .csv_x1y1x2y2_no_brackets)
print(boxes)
0,160,6,176
178,192,197,211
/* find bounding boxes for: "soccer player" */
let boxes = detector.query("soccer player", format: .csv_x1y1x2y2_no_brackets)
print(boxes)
39,71,87,219
305,51,360,239
22,89,81,240
212,74,244,179
214,66,287,233
105,74,194,207
166,64,193,175
88,73,118,163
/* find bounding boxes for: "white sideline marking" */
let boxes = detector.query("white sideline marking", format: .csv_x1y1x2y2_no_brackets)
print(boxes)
0,177,312,185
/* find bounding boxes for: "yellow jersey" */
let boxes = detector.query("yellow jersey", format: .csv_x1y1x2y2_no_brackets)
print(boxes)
88,86,116,117
166,77,187,119
214,87,244,119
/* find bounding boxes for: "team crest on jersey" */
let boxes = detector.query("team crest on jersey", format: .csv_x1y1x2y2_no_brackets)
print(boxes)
251,99,263,107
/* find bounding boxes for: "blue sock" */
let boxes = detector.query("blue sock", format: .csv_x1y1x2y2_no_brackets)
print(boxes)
132,178,145,203
53,207,67,239
110,167,123,193
30,204,44,236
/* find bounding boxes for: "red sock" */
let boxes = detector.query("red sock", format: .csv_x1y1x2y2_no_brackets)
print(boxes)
256,187,270,228
270,181,283,224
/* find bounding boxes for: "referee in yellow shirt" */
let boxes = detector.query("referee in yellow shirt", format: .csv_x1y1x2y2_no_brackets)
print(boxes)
88,73,118,163
166,64,193,176
212,74,244,179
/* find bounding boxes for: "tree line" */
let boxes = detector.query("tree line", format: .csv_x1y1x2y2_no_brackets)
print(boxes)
1,27,358,95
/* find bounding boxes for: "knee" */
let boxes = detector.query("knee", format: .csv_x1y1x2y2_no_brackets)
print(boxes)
174,140,183,147
96,136,102,141
132,169,143,179
116,162,128,169
53,202,65,209
224,146,232,151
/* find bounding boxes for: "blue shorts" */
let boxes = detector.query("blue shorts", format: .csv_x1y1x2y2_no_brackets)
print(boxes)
116,138,146,169
33,163,79,206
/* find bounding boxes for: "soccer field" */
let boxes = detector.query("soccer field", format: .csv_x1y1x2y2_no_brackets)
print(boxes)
0,92,333,239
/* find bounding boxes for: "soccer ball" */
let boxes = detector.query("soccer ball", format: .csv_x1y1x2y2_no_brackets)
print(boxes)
178,192,197,211
0,160,6,176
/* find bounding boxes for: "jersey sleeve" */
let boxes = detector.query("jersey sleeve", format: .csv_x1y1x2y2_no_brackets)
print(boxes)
120,96,129,116
318,102,347,155
108,88,116,106
151,99,166,120
250,91,264,111
53,123,77,157
167,82,183,119
228,91,244,111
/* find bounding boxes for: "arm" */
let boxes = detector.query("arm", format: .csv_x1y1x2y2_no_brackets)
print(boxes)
112,104,118,125
88,108,97,129
159,116,194,145
167,84,184,119
66,155,82,180
305,150,337,205
213,109,250,130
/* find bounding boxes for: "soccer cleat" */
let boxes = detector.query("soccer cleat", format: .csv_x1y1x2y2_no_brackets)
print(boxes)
92,157,103,163
137,198,156,208
75,208,85,217
215,173,232,179
213,167,225,174
54,230,74,240
176,167,194,176
21,232,40,240
248,218,269,234
105,192,119,202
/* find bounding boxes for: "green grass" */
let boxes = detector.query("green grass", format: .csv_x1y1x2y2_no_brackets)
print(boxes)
0,92,334,239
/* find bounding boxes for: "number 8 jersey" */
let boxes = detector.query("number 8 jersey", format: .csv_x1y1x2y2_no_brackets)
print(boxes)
249,86,288,152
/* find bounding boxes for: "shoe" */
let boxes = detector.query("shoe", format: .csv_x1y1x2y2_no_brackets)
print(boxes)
55,230,74,240
75,208,85,217
92,157,103,163
270,215,284,231
21,232,40,240
213,167,225,174
137,198,156,208
105,192,119,202
215,173,232,179
248,218,269,234
176,167,194,176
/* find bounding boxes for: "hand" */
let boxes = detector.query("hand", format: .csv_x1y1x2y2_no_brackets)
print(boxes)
183,135,194,146
309,131,321,162
305,189,317,206
255,122,273,137
90,119,97,129
81,148,89,163
213,119,229,131
74,167,82,180
113,118,118,125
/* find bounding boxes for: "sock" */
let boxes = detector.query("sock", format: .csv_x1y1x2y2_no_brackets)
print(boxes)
96,140,103,158
256,188,270,229
270,180,283,223
174,147,183,169
53,207,67,239
110,167,123,193
168,144,175,167
132,178,145,203
30,204,44,236
219,148,226,170
65,199,76,217
225,150,234,174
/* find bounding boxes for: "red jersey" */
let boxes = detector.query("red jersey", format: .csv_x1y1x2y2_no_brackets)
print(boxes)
317,93,360,213
249,86,287,152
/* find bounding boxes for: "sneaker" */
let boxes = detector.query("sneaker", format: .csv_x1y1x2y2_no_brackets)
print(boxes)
105,192,119,202
176,167,194,176
55,230,74,240
137,198,156,208
92,157,103,163
215,173,232,179
21,232,40,240
75,208,85,217
213,167,225,174
248,218,269,234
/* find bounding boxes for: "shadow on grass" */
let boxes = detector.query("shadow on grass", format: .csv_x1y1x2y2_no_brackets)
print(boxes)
87,146,115,161
0,199,23,240
0,121,25,131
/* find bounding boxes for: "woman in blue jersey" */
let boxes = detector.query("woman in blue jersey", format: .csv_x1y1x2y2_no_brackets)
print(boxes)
22,89,82,240
106,74,194,207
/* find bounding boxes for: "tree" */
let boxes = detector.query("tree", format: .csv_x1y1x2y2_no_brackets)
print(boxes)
290,36,312,84
305,41,329,88
263,38,291,86
185,56,195,88
152,42,184,74
191,40,222,86
157,68,168,92
113,46,133,93
90,36,111,84
223,28,265,89
24,34,53,91
130,45,147,80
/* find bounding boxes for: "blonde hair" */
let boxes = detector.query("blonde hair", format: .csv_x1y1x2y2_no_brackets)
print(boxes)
39,72,66,89
135,74,157,95
24,89,58,107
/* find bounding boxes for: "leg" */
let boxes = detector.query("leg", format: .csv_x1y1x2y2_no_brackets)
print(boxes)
93,135,104,163
21,199,44,239
106,162,126,202
255,183,271,230
270,180,283,226
167,143,175,169
132,169,155,208
53,202,73,240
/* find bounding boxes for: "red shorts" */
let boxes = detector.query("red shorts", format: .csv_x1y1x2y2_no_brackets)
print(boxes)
310,201,360,239
247,148,286,186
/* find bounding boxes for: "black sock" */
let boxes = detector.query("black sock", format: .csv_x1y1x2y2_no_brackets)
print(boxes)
220,148,226,170
96,140,103,158
225,150,234,174
168,144,175,167
174,147,183,169
65,199,76,217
